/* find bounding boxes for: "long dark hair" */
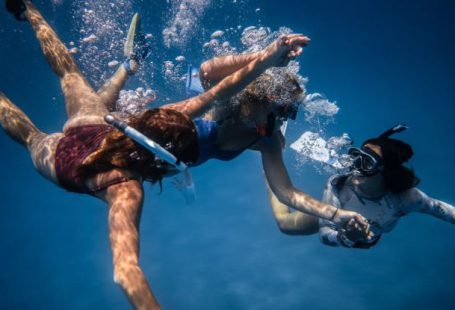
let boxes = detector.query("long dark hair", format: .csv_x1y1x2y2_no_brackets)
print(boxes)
363,136,420,193
80,108,199,184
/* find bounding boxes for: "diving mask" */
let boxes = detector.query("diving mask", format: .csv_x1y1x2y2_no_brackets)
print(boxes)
348,147,383,177
275,101,299,120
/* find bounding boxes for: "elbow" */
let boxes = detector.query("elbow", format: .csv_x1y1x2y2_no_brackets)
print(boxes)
273,187,295,207
275,221,297,235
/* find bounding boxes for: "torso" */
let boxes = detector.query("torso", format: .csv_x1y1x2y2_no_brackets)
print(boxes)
338,178,405,234
54,124,139,194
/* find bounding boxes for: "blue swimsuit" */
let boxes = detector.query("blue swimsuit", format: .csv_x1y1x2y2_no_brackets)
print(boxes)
191,118,259,167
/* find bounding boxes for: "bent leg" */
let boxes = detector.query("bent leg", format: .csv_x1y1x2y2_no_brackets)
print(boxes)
0,92,61,183
100,181,162,310
97,64,131,111
97,11,150,111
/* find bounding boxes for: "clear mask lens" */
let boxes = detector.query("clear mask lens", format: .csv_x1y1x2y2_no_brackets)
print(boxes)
348,147,381,175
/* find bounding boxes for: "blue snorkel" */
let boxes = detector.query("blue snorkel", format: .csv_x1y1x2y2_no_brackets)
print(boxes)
104,114,196,204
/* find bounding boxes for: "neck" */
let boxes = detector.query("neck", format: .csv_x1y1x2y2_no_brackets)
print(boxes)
351,173,386,198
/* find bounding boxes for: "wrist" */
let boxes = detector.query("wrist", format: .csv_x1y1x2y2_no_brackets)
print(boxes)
329,208,339,221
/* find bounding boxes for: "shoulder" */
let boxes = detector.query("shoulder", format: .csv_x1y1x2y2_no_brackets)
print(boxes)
396,187,425,203
394,187,428,212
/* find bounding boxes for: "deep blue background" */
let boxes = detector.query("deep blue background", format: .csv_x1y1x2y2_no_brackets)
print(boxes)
0,0,454,309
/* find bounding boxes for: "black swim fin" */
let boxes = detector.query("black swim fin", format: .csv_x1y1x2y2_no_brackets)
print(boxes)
5,0,29,22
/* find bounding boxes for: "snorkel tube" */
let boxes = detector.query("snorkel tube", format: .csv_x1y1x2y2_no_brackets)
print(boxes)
104,115,196,204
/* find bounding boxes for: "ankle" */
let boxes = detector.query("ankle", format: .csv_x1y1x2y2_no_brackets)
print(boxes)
123,59,138,75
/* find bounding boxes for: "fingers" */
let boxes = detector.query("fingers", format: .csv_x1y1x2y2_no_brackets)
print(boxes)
287,35,310,46
354,214,368,226
279,34,310,47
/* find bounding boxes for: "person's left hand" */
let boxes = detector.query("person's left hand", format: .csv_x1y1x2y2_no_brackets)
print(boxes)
341,218,375,242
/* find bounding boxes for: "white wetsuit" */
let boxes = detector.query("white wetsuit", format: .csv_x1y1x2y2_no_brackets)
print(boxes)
319,174,455,248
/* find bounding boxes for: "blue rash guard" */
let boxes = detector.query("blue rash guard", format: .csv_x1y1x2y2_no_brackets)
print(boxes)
190,118,260,167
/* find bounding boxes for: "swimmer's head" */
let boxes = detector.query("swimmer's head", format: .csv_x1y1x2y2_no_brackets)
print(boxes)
240,69,304,120
354,124,419,192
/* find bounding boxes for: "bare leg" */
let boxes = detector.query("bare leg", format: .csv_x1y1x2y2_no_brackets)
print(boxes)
97,64,131,111
23,1,108,128
0,92,42,147
97,12,149,111
265,179,319,235
199,53,261,89
0,92,62,183
99,181,162,310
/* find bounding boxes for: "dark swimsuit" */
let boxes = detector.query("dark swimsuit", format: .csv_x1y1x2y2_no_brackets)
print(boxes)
55,124,128,194
190,118,260,167
55,118,259,193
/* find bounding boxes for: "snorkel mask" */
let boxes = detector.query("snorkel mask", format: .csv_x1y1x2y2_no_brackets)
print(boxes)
275,101,299,121
349,124,409,177
348,147,383,177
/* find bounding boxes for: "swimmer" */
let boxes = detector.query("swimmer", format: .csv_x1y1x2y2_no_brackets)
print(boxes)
96,7,371,229
267,124,455,248
177,47,371,231
1,1,334,309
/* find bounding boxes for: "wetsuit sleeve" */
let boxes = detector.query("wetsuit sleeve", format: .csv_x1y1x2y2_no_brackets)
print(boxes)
400,188,455,224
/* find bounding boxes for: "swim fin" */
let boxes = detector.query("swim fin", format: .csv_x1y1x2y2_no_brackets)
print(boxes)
124,13,150,63
5,0,29,21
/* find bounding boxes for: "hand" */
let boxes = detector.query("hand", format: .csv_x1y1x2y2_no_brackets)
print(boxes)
262,34,310,67
341,218,375,243
332,209,371,240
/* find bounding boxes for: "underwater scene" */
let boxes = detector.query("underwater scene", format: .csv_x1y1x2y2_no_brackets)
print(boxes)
0,0,454,309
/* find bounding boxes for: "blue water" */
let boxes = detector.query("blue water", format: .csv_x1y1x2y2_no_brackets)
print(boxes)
1,0,454,309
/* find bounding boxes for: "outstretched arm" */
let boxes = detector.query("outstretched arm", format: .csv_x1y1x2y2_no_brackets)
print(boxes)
259,133,369,229
163,34,310,118
98,180,162,310
199,52,261,90
401,188,455,224
265,178,319,235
